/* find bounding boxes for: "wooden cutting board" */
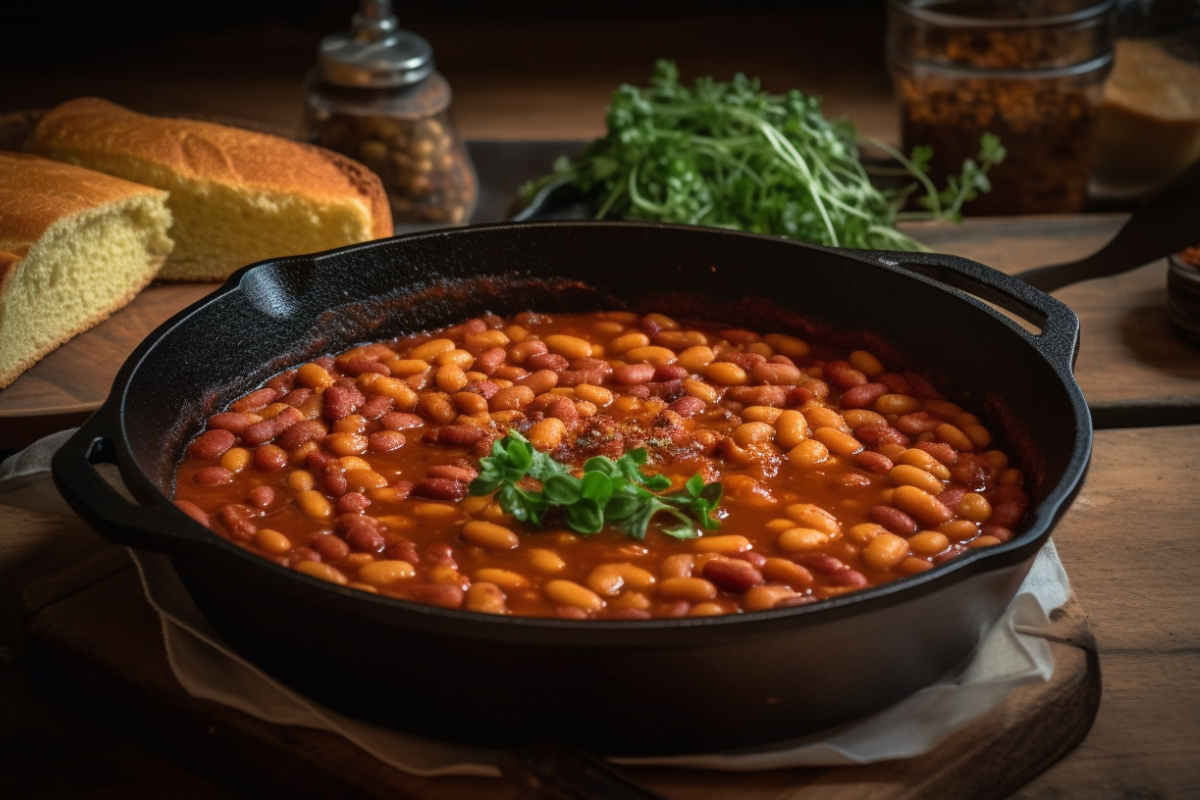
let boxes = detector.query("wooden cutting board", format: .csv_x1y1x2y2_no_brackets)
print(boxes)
21,542,1100,800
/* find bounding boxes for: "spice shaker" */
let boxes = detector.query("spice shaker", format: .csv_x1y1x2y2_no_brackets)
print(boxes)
302,0,477,226
887,0,1116,215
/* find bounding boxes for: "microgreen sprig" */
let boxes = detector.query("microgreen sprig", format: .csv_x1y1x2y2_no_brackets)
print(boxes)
520,59,1006,251
468,431,722,540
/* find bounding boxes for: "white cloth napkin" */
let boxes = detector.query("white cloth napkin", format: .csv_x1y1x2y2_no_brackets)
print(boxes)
1,430,1072,776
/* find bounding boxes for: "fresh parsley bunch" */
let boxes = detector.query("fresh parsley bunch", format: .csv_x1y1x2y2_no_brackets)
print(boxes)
468,431,722,540
522,60,1005,251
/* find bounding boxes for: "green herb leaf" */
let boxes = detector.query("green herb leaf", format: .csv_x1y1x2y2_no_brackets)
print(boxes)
519,59,1004,251
469,433,722,540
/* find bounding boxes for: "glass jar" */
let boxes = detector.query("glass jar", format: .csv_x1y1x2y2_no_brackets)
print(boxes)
887,0,1116,215
1090,0,1200,200
300,0,478,227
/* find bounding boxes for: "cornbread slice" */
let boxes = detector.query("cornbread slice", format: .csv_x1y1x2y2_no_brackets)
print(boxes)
0,151,173,388
26,98,393,282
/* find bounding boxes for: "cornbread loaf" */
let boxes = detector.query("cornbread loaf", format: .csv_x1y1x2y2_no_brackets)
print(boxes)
0,151,173,388
25,98,394,281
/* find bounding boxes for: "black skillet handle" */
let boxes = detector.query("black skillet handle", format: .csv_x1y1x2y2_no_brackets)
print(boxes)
51,404,209,558
865,249,1082,373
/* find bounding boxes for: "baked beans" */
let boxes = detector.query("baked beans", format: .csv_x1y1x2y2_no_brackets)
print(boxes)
173,311,1027,619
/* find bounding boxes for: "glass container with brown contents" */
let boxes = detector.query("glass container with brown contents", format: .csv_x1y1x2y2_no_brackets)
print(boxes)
887,0,1116,215
301,0,478,226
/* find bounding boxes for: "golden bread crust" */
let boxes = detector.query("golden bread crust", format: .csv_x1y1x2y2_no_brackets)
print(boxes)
0,149,168,254
26,98,393,238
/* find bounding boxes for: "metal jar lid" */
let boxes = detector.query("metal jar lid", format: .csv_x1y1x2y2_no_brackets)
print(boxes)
317,0,434,88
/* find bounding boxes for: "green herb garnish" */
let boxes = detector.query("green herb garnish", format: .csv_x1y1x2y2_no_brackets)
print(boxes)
468,431,722,540
520,60,1006,251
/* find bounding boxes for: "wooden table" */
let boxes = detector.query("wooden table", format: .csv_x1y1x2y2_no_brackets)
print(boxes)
3,9,1199,798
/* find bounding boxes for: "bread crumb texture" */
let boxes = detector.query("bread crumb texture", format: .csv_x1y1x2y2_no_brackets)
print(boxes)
0,151,173,388
26,98,393,281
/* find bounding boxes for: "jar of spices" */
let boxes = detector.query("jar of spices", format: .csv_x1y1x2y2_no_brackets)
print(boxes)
301,0,478,226
1090,0,1200,200
887,0,1116,215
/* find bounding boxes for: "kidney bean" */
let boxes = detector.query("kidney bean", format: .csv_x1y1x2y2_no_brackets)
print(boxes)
653,364,689,381
526,352,570,372
841,383,889,409
311,532,351,562
774,594,818,609
989,502,1025,528
206,412,258,435
895,412,940,436
939,486,966,511
337,355,389,377
556,606,590,620
305,450,335,472
413,477,468,501
609,608,654,620
194,466,235,486
249,444,286,472
856,422,910,448
277,388,311,408
869,505,918,535
338,516,386,553
725,385,788,407
246,485,276,508
719,351,766,371
788,379,829,406
915,441,958,466
189,429,236,460
877,372,912,395
824,361,867,390
646,380,684,401
320,466,348,497
423,542,456,568
231,388,278,413
217,503,258,542
623,385,651,399
855,451,894,474
613,364,655,385
474,347,507,376
572,358,613,379
174,500,210,528
388,480,414,500
703,559,764,593
404,583,465,609
265,373,295,394
950,458,988,490
828,569,868,588
323,384,365,420
243,407,304,446
272,419,324,451
367,430,405,452
543,395,579,422
981,524,1015,542
427,464,478,483
796,553,849,575
336,492,371,514
660,600,691,618
386,539,420,564
288,547,321,566
988,484,1029,506
358,394,394,421
735,551,768,568
668,395,706,418
428,424,486,447
379,412,424,431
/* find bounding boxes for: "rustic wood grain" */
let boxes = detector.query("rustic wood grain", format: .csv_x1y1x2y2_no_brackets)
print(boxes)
908,217,1200,422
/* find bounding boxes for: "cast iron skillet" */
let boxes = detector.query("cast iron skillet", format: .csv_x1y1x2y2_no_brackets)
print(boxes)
51,221,1091,756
